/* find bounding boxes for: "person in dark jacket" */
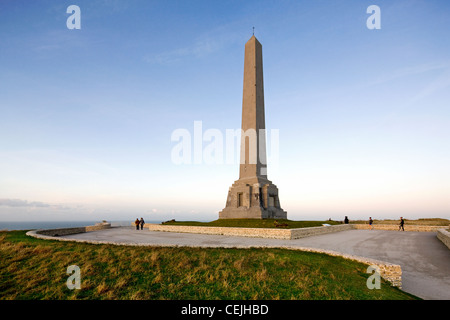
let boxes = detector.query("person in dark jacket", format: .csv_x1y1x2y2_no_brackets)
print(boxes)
135,218,140,230
399,217,405,231
140,217,145,230
344,216,349,224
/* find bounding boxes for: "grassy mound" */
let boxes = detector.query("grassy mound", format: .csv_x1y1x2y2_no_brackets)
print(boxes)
0,230,418,300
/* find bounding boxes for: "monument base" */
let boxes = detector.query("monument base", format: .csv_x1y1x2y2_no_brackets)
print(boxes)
218,177,287,220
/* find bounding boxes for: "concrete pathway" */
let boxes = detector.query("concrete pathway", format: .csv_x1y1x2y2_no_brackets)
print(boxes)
61,227,450,300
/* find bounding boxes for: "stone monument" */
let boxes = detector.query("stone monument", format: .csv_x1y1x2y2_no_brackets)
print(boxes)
219,35,287,219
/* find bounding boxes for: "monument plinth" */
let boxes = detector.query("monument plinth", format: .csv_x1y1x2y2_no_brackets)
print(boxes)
219,36,287,220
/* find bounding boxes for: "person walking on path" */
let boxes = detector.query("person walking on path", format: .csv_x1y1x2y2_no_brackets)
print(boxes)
369,217,374,230
399,217,405,231
140,217,145,230
135,218,140,230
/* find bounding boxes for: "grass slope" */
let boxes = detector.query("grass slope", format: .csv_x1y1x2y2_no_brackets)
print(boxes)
0,230,418,300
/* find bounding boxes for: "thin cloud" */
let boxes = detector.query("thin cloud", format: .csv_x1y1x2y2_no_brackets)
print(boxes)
410,68,450,103
145,39,223,65
368,61,450,87
0,198,71,210
0,199,49,208
144,26,243,65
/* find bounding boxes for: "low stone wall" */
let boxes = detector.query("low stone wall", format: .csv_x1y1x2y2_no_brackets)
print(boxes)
352,224,443,232
149,224,354,240
149,224,293,239
37,227,87,237
149,223,442,240
437,228,450,250
86,223,112,232
34,222,111,237
290,224,353,239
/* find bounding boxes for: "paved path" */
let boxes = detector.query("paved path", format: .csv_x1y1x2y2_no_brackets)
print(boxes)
61,227,450,300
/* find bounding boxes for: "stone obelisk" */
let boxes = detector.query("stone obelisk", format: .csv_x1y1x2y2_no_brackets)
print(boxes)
219,35,287,219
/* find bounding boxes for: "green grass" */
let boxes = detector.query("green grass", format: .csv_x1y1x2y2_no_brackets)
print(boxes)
0,230,419,300
161,219,341,229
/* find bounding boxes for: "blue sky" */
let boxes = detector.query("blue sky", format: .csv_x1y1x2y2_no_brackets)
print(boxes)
1,0,449,222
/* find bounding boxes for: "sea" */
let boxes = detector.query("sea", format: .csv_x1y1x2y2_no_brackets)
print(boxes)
0,220,163,231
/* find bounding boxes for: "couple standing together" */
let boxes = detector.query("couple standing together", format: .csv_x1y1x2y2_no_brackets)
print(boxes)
135,217,145,230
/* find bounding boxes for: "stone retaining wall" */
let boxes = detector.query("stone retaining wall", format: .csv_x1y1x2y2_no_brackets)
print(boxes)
37,227,87,237
148,224,354,240
352,224,443,232
290,224,353,239
149,224,293,239
85,223,112,232
34,222,111,237
148,223,442,240
437,228,450,250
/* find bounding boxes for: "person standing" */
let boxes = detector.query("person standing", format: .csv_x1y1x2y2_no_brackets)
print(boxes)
399,217,405,231
369,217,374,230
344,216,349,224
135,218,140,230
140,217,145,230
